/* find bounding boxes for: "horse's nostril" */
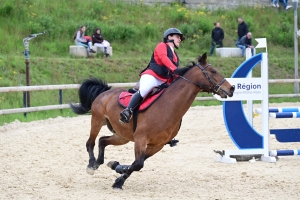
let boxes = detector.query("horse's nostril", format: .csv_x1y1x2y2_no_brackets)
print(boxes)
230,86,235,93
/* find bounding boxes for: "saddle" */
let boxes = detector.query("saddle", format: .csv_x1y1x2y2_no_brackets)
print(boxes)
118,83,168,111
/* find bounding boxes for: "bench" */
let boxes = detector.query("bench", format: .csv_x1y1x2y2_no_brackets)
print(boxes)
69,46,113,57
216,48,256,58
216,48,242,57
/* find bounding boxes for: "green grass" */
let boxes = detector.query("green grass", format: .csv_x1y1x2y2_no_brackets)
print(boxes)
0,1,299,125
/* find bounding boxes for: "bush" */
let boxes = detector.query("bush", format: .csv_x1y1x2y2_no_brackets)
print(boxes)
179,23,197,39
266,23,293,47
197,17,211,35
142,24,159,39
169,8,186,23
27,16,58,40
0,4,13,17
105,23,139,42
245,16,256,33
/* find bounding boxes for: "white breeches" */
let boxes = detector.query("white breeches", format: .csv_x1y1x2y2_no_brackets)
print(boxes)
139,74,164,97
94,40,110,48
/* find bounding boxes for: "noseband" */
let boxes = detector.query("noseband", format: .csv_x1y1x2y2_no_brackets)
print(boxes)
179,62,226,93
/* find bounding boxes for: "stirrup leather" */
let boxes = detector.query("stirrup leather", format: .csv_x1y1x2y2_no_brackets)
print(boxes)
119,108,133,123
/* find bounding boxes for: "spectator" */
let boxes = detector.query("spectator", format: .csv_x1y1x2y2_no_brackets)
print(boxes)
280,0,292,9
236,32,254,57
92,28,110,57
209,22,224,56
271,0,292,9
271,0,279,7
235,17,248,45
74,25,96,57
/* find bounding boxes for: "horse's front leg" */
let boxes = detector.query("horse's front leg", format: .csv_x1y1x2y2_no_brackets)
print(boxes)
107,141,164,190
107,160,141,190
95,134,129,168
107,138,147,189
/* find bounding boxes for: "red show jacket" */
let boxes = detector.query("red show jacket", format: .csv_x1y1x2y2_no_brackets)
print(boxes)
141,42,179,83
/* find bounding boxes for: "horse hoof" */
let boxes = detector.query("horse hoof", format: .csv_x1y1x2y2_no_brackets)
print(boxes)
107,161,120,170
113,187,123,190
86,167,95,175
112,176,125,189
112,183,123,190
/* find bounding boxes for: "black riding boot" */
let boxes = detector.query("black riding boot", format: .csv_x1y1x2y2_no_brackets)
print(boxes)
119,91,143,124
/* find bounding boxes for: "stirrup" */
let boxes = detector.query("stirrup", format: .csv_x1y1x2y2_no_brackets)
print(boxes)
119,109,132,124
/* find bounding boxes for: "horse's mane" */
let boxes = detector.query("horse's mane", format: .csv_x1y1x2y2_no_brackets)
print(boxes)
180,54,207,76
179,61,197,76
185,61,196,68
181,53,207,75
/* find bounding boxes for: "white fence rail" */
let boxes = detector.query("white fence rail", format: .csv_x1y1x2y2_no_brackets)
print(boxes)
0,83,136,93
0,105,70,115
1,79,300,115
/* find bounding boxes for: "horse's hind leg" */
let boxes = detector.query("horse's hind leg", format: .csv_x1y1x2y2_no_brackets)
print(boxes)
86,114,107,175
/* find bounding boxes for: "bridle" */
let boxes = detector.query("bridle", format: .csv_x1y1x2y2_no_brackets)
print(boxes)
179,62,227,94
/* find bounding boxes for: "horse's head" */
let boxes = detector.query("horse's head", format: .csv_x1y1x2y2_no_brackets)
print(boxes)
194,52,234,98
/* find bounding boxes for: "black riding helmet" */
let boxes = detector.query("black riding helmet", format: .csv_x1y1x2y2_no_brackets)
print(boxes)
163,28,185,49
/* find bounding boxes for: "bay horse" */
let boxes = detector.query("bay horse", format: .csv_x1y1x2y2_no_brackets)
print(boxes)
70,53,234,190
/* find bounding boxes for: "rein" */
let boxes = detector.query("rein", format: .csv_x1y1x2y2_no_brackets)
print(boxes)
179,62,227,93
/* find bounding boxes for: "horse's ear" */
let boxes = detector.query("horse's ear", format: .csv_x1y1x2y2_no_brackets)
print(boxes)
202,52,207,62
197,55,202,62
198,53,207,63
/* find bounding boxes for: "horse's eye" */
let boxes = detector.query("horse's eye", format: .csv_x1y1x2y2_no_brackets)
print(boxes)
211,70,217,74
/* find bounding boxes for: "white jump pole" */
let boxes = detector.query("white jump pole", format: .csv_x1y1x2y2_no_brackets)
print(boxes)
246,48,253,126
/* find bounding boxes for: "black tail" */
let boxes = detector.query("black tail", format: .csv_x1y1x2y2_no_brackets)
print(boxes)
70,78,112,115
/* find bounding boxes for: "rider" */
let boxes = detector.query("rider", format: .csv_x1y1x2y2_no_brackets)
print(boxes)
119,28,185,124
